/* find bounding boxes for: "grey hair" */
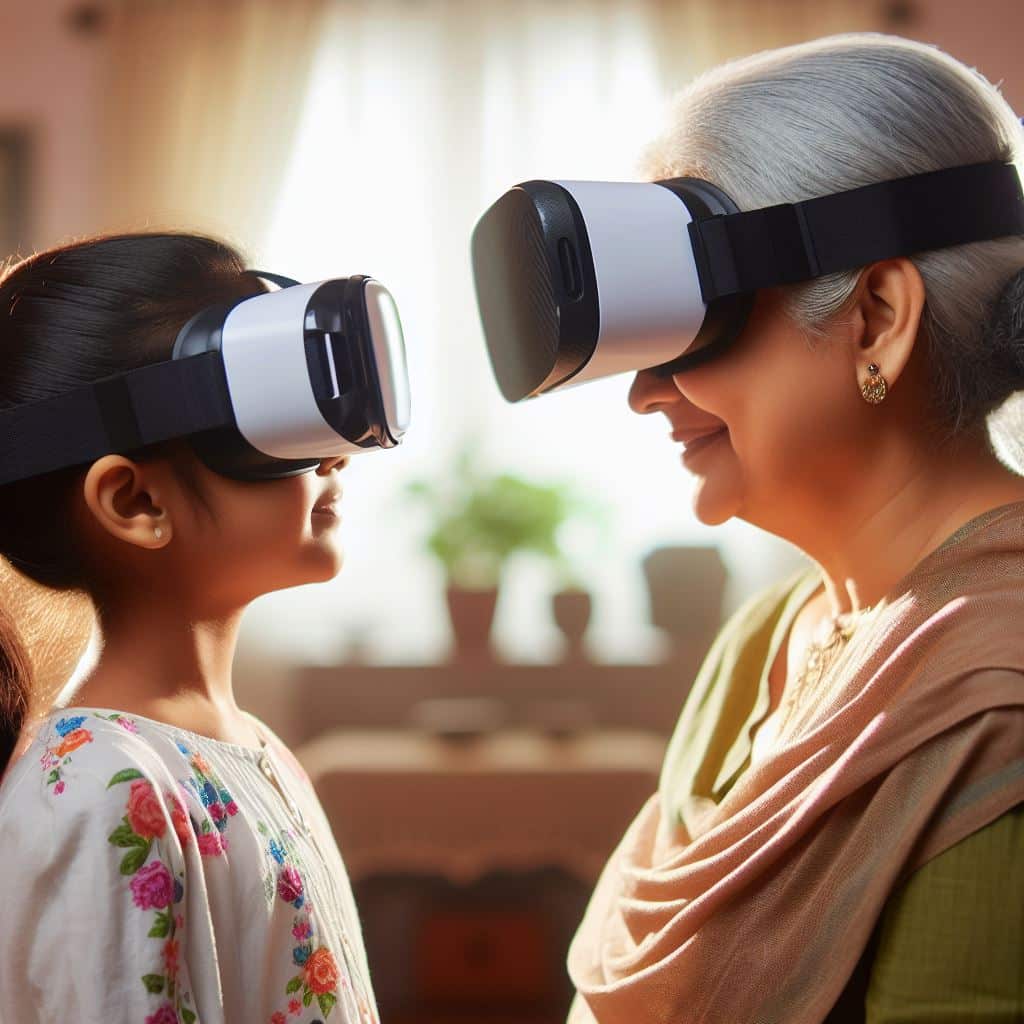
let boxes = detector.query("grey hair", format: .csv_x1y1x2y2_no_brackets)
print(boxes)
642,33,1024,447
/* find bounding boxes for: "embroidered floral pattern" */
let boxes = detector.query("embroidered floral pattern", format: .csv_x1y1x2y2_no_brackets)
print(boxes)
41,715,94,795
175,739,239,856
40,712,139,796
262,823,344,1020
106,765,197,1023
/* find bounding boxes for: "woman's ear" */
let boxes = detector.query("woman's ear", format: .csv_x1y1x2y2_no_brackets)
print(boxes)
81,455,171,550
849,258,926,390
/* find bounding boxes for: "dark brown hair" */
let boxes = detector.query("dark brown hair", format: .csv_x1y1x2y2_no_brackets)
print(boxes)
0,232,264,778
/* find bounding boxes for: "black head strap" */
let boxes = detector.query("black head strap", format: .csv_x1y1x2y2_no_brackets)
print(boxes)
0,352,234,487
687,161,1024,302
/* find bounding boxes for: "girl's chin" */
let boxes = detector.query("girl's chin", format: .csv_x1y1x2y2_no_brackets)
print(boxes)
302,541,346,582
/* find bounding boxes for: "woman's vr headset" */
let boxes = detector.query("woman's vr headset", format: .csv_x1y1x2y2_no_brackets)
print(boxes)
471,161,1024,402
0,273,411,486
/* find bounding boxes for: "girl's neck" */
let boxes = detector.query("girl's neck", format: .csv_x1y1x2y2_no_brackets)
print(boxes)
69,604,246,726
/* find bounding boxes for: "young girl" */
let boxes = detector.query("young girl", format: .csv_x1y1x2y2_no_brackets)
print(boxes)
0,233,380,1023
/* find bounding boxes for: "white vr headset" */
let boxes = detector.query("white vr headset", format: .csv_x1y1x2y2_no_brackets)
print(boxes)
470,161,1024,402
0,272,411,485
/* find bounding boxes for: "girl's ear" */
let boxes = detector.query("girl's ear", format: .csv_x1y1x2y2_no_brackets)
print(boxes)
81,455,171,549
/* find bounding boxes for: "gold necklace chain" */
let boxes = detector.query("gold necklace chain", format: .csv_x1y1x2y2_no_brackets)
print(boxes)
778,609,865,729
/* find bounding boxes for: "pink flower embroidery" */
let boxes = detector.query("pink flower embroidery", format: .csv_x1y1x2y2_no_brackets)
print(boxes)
208,801,225,821
288,997,302,1015
130,861,174,910
126,780,168,839
292,921,312,941
53,781,66,796
197,832,225,857
145,1005,178,1024
225,800,239,817
116,716,139,733
271,1013,287,1024
277,866,303,903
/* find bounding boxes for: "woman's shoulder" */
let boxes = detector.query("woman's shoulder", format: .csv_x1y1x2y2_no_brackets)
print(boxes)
865,803,1024,1020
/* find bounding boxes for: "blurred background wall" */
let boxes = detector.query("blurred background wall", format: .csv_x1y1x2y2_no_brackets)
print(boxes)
3,2,1023,1021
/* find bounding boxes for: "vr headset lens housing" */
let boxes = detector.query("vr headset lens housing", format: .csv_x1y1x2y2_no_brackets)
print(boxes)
0,274,411,487
471,162,1024,402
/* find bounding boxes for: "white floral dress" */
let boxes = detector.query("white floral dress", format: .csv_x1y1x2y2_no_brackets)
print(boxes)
0,706,379,1024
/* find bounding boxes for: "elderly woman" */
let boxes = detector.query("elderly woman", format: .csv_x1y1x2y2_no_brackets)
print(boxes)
566,35,1024,1024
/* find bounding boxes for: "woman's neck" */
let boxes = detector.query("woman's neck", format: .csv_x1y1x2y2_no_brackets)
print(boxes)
779,435,1024,620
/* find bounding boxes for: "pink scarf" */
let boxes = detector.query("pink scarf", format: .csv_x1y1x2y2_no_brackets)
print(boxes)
569,502,1024,1023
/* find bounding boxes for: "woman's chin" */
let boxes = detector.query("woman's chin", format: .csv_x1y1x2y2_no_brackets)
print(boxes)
690,479,739,526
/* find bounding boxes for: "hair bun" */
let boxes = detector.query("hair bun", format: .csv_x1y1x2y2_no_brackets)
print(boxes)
983,267,1024,380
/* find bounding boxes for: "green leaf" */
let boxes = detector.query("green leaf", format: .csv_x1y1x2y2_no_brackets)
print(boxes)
182,1010,196,1024
148,911,170,938
303,988,314,1007
119,841,152,876
108,821,148,848
47,769,60,784
141,973,165,994
107,768,144,788
318,991,337,1016
286,976,302,994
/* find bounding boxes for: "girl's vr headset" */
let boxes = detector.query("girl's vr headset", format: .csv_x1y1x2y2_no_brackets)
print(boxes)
0,273,411,486
471,161,1024,402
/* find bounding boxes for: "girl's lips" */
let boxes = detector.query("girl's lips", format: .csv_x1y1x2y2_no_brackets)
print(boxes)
311,495,343,525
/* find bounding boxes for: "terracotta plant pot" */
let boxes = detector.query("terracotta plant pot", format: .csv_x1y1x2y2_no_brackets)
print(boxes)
445,585,500,661
551,588,593,662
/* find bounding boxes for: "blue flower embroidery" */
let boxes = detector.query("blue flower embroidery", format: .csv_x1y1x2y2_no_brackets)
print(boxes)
202,781,217,806
293,944,312,966
176,741,191,755
269,839,286,865
55,715,87,737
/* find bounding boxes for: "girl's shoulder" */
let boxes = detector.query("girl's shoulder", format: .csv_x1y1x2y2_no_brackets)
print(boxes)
0,709,188,856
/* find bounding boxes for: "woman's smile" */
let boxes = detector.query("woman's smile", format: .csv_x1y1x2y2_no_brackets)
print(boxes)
673,425,729,464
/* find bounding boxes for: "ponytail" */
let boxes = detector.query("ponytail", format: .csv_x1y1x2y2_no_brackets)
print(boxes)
0,601,32,780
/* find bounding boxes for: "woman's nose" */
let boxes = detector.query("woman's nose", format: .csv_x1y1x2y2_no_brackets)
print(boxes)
628,368,680,415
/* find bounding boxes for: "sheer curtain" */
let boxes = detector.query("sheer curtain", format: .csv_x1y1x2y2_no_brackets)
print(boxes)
100,0,326,242
242,0,881,664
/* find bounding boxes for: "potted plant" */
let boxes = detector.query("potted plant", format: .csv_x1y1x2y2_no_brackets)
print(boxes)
406,448,603,660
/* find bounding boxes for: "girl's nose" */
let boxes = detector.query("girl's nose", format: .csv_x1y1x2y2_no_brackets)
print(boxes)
316,455,350,475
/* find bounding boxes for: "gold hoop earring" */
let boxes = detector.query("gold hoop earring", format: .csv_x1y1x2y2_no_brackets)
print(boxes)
861,362,888,404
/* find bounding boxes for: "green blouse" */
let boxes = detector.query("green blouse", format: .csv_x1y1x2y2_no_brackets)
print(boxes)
661,569,1023,1023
